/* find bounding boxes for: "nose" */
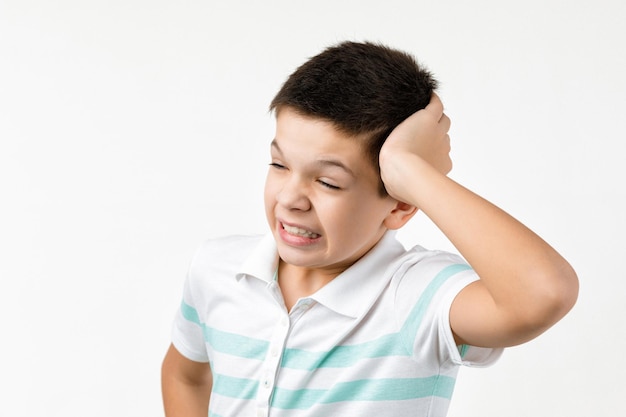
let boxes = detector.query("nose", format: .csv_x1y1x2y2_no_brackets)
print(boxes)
276,177,311,211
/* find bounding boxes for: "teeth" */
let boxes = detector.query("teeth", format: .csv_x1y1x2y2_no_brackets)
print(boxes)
283,223,320,238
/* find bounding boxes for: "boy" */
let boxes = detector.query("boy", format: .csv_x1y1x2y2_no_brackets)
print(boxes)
161,41,578,417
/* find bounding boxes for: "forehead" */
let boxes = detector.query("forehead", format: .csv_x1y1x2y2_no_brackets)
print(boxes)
273,108,371,166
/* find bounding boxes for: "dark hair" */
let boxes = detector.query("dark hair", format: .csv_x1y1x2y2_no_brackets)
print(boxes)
269,41,438,195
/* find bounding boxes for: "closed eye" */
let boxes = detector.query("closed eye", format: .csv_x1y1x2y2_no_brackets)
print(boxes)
269,162,286,170
318,179,340,190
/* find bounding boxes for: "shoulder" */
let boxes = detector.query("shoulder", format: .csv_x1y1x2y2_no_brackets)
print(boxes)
395,245,470,278
391,245,476,307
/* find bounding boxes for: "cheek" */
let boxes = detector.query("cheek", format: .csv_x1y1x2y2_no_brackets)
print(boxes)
343,196,392,230
264,172,277,198
320,199,364,231
263,175,276,211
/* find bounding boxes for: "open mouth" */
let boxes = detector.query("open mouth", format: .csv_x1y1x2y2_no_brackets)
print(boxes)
281,223,321,239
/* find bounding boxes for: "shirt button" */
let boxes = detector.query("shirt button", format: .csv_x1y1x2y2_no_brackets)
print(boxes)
263,379,270,388
257,409,266,417
271,346,279,357
280,316,289,327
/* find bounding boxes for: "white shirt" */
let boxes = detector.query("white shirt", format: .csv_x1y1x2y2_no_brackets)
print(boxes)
172,231,502,417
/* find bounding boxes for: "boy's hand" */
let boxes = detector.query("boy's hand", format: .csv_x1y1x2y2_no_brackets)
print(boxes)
379,94,452,203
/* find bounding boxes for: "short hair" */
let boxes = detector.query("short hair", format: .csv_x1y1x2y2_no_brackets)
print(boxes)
269,41,438,195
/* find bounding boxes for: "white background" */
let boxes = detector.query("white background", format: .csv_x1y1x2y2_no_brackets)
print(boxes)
1,1,625,416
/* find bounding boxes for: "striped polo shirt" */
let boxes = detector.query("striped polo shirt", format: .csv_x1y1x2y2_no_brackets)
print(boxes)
171,231,502,417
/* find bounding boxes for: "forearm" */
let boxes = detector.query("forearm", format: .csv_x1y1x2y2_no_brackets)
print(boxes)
390,154,577,319
379,95,577,346
162,376,211,417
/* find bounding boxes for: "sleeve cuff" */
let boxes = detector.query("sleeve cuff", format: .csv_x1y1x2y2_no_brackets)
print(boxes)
438,270,504,367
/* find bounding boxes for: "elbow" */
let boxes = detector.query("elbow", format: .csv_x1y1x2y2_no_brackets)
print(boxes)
549,260,579,319
524,261,579,334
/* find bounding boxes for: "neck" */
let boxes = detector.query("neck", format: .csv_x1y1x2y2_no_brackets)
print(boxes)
277,260,341,311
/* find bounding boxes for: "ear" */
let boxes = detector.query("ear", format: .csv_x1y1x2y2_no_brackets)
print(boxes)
383,201,418,230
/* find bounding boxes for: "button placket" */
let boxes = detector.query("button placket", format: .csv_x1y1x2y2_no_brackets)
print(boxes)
256,309,290,413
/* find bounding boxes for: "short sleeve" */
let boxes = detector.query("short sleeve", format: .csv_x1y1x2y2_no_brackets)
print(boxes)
436,269,503,367
170,255,210,363
394,250,503,369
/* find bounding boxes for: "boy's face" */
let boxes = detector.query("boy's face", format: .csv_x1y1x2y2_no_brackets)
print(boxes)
264,107,399,275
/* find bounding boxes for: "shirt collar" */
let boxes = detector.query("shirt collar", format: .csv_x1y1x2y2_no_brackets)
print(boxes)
309,231,406,318
236,233,279,283
236,231,406,318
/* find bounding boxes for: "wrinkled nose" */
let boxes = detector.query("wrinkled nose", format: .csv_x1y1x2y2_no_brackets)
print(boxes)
276,178,311,211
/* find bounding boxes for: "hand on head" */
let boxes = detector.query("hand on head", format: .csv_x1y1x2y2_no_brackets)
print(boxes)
379,94,453,202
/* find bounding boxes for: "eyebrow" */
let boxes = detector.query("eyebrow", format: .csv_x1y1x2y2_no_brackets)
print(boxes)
270,139,355,178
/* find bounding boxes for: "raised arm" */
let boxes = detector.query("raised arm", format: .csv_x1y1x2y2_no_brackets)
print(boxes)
379,95,578,348
162,344,213,417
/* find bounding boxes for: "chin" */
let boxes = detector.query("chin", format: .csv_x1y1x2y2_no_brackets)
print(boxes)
277,249,311,266
276,246,323,268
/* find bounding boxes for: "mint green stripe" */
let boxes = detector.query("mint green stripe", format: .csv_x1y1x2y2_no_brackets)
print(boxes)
206,327,269,360
281,332,407,370
181,301,269,360
279,264,472,370
208,412,226,417
181,300,202,324
400,264,472,350
271,376,456,409
180,264,470,366
459,344,470,358
212,373,258,400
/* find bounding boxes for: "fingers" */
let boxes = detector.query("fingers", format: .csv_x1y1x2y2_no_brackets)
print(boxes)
425,94,450,133
425,93,444,119
440,113,451,133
